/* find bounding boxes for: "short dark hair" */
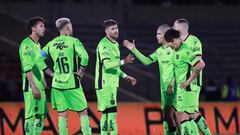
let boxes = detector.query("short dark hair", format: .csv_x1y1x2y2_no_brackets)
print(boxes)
164,29,180,42
175,18,189,25
26,17,45,35
103,19,118,29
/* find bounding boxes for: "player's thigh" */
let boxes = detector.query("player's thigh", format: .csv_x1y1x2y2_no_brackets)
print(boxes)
175,88,194,113
63,88,88,112
51,88,67,112
36,90,48,116
190,88,201,112
23,91,35,119
96,87,117,111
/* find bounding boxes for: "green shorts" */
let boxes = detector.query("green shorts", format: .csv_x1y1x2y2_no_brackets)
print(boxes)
51,88,87,112
161,91,176,109
23,89,48,119
190,86,201,112
96,87,117,112
174,86,201,113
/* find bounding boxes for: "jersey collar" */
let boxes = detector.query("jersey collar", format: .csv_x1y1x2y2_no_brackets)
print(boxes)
175,42,184,51
162,44,168,49
183,34,190,42
106,36,117,44
28,36,39,45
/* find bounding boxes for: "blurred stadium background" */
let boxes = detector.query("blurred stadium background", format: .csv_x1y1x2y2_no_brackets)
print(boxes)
0,0,239,134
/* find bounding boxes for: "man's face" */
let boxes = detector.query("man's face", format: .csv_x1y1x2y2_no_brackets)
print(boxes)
156,28,165,44
33,21,46,37
106,24,119,39
167,37,182,49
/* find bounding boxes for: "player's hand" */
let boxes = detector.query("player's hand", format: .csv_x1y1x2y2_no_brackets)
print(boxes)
123,40,136,50
74,72,84,79
32,86,41,100
180,81,190,89
167,84,173,94
74,66,86,80
125,76,137,86
123,54,134,64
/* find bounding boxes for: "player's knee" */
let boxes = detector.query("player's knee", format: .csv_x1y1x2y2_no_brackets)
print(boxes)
193,113,202,123
177,112,189,123
58,111,67,118
190,112,201,120
78,108,89,117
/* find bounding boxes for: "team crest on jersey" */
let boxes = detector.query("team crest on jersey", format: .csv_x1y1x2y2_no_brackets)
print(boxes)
23,49,33,56
167,52,171,55
178,96,182,101
53,42,68,50
193,40,198,45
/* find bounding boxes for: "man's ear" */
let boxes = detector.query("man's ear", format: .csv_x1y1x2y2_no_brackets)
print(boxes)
105,28,108,34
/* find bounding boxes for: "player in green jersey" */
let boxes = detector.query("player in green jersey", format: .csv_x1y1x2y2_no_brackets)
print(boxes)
40,18,91,135
123,24,177,135
164,29,206,135
19,17,48,135
173,19,211,135
95,19,137,135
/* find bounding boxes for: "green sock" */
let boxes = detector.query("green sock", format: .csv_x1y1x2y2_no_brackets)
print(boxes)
34,115,45,135
108,112,117,135
196,116,212,135
180,120,192,135
58,117,68,135
163,121,169,135
190,119,199,135
24,117,34,135
100,113,108,135
80,116,92,135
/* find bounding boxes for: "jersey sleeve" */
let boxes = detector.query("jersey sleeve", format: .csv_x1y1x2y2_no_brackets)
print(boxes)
117,68,127,78
19,44,34,72
132,48,156,65
149,49,159,62
187,51,201,67
75,39,89,67
98,44,121,70
191,38,202,56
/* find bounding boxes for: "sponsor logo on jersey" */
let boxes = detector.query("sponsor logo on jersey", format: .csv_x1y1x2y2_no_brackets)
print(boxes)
53,42,68,50
55,79,68,84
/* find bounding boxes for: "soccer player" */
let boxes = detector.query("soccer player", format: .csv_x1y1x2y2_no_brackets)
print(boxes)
40,18,91,135
173,19,211,135
123,24,177,135
95,19,137,135
164,29,206,135
19,17,47,135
